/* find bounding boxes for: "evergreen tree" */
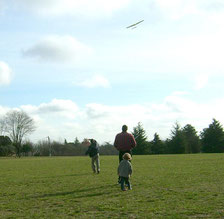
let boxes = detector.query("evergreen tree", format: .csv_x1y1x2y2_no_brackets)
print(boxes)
151,133,165,154
132,122,150,155
21,141,34,156
74,137,80,146
182,124,201,153
168,122,187,154
164,138,171,154
201,119,224,153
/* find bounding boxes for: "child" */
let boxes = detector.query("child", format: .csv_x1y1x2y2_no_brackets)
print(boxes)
85,139,100,174
117,153,132,191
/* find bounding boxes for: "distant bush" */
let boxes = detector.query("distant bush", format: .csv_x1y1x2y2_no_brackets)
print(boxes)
0,135,15,156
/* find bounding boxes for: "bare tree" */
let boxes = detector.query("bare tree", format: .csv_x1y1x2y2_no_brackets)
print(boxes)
3,110,36,157
0,118,6,135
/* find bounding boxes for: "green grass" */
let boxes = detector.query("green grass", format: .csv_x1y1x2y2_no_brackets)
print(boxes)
0,154,224,218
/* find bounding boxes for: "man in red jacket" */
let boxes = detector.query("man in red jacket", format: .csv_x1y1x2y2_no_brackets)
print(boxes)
114,125,136,184
114,125,137,163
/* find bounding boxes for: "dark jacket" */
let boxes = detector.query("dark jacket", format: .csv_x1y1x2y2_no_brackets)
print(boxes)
85,140,99,158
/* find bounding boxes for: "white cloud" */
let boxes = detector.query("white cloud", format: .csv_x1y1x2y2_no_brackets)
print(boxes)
22,35,92,63
2,93,224,143
0,61,12,85
21,99,79,119
19,99,82,142
155,0,197,20
12,0,131,17
206,1,224,11
0,105,10,117
194,73,209,90
75,75,110,88
3,0,223,20
111,30,224,81
154,0,224,20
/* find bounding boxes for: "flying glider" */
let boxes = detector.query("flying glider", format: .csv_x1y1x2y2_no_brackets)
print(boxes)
126,20,144,29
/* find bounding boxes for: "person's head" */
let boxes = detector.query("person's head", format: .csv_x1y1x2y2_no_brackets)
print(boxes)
90,139,96,145
122,125,128,132
123,153,132,161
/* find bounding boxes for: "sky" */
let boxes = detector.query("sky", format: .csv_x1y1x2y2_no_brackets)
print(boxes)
1,0,224,144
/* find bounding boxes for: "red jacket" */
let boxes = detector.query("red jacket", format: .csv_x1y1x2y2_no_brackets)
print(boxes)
114,131,136,151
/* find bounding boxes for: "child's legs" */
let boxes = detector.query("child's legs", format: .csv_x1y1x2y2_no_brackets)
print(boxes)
120,177,126,190
95,154,100,172
124,177,131,189
91,157,96,173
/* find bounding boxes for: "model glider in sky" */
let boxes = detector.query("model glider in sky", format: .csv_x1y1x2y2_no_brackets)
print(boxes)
126,20,144,29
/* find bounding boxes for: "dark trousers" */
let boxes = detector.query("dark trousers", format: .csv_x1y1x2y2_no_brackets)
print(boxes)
120,176,131,190
119,150,132,163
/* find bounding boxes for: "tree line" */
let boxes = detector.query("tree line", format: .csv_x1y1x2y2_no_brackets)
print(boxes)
132,120,224,155
0,110,224,157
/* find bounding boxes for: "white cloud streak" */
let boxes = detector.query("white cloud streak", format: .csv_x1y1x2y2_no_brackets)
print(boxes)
0,61,12,85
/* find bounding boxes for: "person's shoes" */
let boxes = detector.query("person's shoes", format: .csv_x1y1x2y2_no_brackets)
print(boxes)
122,188,127,191
97,170,100,174
128,187,132,190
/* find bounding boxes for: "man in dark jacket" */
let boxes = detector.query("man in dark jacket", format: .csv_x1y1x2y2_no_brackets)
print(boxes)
85,139,100,174
114,125,137,163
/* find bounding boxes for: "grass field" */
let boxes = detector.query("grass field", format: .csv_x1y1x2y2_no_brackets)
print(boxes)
0,154,224,218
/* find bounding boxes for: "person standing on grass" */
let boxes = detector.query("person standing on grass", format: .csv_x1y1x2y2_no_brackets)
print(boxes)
114,125,136,163
118,153,133,191
114,125,136,183
85,139,100,174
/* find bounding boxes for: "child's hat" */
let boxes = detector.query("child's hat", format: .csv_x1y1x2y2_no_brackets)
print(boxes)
123,153,132,160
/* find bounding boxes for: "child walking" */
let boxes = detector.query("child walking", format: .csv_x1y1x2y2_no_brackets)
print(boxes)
117,153,132,191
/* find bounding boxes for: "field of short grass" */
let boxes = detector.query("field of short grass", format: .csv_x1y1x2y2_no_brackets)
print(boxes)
0,154,224,218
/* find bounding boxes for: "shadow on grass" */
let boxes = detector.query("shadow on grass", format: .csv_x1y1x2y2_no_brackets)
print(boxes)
39,173,90,179
32,184,118,199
